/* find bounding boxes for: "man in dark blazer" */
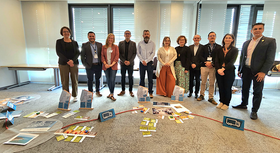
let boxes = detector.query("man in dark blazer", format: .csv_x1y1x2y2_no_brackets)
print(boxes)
233,23,276,120
197,32,221,105
188,35,203,99
81,31,103,97
117,30,137,97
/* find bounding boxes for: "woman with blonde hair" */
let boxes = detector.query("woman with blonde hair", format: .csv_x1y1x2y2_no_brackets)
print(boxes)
156,37,177,97
101,33,119,101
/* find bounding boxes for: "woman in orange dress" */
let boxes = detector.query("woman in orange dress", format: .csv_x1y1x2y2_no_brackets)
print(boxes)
156,37,177,97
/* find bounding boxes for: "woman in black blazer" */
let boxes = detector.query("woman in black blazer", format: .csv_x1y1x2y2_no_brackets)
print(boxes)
215,34,238,110
56,26,80,101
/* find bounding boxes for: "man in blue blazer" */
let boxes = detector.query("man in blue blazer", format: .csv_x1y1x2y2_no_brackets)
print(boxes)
81,31,103,96
233,23,276,120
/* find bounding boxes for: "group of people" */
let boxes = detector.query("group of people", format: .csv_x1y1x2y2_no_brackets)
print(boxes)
56,22,276,120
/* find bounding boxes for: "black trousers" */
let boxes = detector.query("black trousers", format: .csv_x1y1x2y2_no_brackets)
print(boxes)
86,64,102,92
216,69,235,106
241,66,264,112
121,64,134,92
189,68,200,95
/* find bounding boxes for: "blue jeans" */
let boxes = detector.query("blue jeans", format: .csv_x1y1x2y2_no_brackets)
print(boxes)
104,68,117,94
139,61,154,94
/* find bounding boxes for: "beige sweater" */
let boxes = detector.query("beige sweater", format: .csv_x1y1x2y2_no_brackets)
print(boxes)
156,46,177,80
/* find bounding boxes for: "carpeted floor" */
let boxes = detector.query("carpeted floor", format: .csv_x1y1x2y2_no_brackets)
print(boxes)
0,83,279,153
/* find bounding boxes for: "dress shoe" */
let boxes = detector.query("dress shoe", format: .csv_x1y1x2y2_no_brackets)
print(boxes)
130,91,134,97
197,95,204,101
216,102,223,109
187,94,192,98
221,105,229,110
195,94,198,99
250,112,258,120
149,94,153,98
208,98,217,105
232,104,247,109
73,97,78,102
96,92,102,97
117,91,125,96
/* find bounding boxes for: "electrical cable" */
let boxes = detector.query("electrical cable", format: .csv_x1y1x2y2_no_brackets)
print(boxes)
60,109,280,141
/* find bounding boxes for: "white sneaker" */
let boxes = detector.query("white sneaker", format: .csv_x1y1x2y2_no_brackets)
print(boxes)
221,105,229,110
73,97,78,102
216,102,223,109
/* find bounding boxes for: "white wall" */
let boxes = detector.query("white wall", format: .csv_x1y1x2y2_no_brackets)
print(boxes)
21,1,69,83
0,0,28,88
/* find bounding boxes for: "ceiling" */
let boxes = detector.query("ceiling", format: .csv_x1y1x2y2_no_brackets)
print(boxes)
18,0,274,4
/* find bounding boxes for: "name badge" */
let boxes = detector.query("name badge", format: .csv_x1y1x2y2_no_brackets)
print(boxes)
94,51,98,59
207,57,212,61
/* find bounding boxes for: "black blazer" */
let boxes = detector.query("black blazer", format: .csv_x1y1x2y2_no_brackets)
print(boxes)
174,46,191,71
56,38,80,65
238,36,276,75
80,41,103,69
215,46,238,70
189,44,203,70
199,43,222,67
118,40,137,66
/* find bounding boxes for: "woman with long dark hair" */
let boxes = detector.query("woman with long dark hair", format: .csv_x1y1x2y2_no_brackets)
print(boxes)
215,34,238,110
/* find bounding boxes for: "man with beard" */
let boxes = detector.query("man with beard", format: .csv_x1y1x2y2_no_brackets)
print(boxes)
81,31,103,97
197,31,221,105
137,30,156,98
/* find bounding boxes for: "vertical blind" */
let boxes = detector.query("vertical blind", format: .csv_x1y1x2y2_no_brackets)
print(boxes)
72,7,108,47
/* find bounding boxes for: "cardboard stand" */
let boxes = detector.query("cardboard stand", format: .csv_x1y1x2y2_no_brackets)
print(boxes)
79,90,94,110
171,85,185,103
57,90,71,111
137,86,150,103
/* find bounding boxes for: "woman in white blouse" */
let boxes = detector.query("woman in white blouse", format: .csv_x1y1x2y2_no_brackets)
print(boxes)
156,37,177,97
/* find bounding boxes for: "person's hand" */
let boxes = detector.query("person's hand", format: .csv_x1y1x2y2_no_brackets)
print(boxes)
124,61,130,66
205,61,213,68
255,72,265,82
218,68,225,76
142,61,147,66
191,64,196,69
184,70,188,73
105,64,110,69
69,63,74,67
164,62,170,66
238,71,242,78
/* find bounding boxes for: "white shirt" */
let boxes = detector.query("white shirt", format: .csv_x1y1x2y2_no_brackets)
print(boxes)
194,44,199,56
245,36,262,66
137,40,156,63
107,47,112,65
164,48,170,63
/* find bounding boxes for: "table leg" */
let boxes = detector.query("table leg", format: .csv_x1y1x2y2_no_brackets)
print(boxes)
48,68,62,91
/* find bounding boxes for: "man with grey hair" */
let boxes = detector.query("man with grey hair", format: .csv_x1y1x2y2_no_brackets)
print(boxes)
117,30,137,97
137,30,156,98
188,35,203,99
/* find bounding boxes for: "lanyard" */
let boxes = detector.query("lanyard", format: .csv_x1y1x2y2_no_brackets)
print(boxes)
208,43,216,57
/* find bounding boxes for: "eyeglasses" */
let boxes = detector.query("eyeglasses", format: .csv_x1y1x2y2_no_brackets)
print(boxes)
209,35,216,38
63,31,70,33
125,33,131,35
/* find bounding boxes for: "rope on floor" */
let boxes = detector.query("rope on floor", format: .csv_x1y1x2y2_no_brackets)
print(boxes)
60,109,280,141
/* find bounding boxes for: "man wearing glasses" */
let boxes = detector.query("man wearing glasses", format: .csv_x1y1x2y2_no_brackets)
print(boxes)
197,31,221,105
81,31,103,97
117,30,137,97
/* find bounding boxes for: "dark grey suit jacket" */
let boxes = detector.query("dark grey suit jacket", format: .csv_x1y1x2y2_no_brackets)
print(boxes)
238,36,276,75
118,40,137,66
81,41,103,69
189,44,203,70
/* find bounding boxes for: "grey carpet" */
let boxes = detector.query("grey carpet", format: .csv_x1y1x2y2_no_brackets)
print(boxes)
0,83,279,153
